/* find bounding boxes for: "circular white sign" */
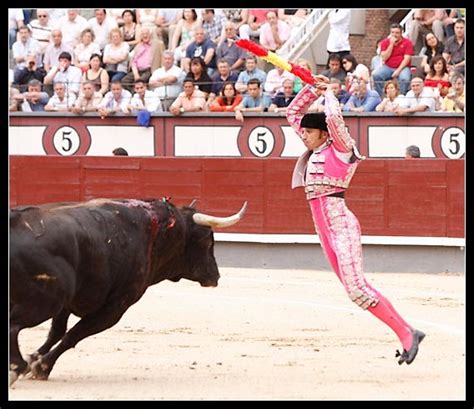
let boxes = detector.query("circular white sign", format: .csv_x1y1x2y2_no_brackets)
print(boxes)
248,126,275,157
52,126,81,156
440,127,465,159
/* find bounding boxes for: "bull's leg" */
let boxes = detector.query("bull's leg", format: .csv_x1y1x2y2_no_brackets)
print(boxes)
26,309,71,366
10,301,63,386
30,303,129,380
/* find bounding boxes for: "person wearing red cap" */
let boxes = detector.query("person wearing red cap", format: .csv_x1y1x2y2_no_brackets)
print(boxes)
286,75,425,365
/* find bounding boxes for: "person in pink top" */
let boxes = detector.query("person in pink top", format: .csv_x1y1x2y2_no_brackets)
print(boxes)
286,74,425,365
372,23,414,97
259,10,291,53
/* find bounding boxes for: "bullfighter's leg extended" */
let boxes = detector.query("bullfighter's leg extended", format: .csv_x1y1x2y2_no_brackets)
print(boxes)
30,301,131,380
309,196,425,364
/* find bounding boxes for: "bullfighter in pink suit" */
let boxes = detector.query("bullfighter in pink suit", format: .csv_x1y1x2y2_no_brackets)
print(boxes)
286,76,425,365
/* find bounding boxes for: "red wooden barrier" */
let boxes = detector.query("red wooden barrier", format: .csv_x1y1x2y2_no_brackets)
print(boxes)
10,156,464,238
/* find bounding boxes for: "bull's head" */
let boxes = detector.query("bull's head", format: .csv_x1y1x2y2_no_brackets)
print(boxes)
181,202,247,287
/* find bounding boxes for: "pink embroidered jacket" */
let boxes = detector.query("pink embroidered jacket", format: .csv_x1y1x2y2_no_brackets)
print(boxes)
286,84,362,200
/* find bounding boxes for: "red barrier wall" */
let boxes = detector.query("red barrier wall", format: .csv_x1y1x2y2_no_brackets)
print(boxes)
10,156,464,238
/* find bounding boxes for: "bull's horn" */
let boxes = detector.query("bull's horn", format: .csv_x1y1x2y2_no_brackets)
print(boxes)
193,202,248,228
189,199,197,208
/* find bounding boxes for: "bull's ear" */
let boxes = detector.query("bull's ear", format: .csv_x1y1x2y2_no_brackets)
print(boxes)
193,202,248,228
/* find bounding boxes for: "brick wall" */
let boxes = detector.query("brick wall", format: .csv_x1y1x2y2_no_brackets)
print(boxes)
349,10,390,69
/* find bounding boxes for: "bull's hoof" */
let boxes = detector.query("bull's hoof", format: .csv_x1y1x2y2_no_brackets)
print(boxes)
10,370,19,386
30,359,51,380
24,352,41,375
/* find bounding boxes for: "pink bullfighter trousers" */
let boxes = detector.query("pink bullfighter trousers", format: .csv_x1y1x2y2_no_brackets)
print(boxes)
309,195,414,351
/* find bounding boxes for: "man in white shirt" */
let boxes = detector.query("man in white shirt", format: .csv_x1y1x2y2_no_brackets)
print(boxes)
87,9,118,51
327,9,351,58
43,29,74,73
27,9,53,57
394,77,435,115
43,51,82,97
264,66,295,97
124,79,163,113
9,9,24,48
98,80,132,118
149,50,184,111
12,26,41,69
54,9,88,49
44,81,77,112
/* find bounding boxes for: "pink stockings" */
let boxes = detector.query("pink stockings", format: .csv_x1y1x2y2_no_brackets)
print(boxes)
309,196,413,350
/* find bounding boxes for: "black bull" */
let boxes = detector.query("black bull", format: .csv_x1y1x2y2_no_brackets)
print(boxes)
9,198,247,385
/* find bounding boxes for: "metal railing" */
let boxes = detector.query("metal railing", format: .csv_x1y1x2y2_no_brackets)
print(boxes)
276,9,330,62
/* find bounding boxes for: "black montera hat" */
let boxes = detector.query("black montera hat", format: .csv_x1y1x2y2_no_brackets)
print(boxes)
301,113,328,132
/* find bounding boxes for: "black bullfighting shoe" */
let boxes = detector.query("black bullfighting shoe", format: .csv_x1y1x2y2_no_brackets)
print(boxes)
395,329,426,365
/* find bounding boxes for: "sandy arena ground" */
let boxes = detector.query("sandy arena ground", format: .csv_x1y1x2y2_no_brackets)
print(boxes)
9,267,465,401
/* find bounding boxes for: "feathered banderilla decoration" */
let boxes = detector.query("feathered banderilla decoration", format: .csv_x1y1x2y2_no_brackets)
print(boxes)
235,38,319,86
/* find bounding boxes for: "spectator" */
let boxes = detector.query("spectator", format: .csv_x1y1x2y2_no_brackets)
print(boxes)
341,53,371,92
375,80,404,112
235,55,267,94
441,9,462,38
370,36,385,72
268,78,295,113
45,9,65,27
182,27,217,74
98,80,132,117
292,58,314,94
419,32,445,76
234,78,271,122
136,9,160,41
327,9,351,59
121,27,165,93
372,23,413,97
209,81,242,112
82,54,109,96
27,9,53,57
54,9,88,49
405,145,421,159
441,74,464,113
87,9,118,51
329,77,351,106
103,28,130,82
124,79,163,114
424,55,451,110
13,54,46,93
44,81,77,112
320,53,347,83
121,10,142,51
43,51,82,97
43,29,74,73
264,66,295,98
156,9,182,49
259,10,291,54
73,28,101,73
71,80,103,114
9,86,21,112
394,77,435,115
106,9,127,28
442,18,465,76
184,57,213,98
12,79,49,112
12,26,42,70
223,9,248,36
215,22,247,73
169,78,207,115
9,9,25,49
113,147,129,156
343,79,381,112
238,9,271,42
408,9,445,54
149,50,184,111
207,59,239,106
278,9,309,33
201,9,227,45
170,9,200,68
